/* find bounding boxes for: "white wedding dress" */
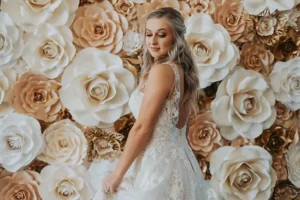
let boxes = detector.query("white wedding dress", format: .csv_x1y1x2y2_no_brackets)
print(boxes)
88,62,218,200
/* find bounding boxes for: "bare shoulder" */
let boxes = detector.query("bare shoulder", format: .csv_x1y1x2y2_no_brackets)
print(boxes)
148,63,175,89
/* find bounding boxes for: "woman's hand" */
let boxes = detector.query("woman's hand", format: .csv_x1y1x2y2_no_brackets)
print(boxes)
102,171,123,194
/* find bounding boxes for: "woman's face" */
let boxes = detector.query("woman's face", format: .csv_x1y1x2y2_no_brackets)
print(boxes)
145,18,174,59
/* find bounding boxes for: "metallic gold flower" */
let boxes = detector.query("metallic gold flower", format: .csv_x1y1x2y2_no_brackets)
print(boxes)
114,113,136,140
274,27,300,61
26,160,48,174
275,101,295,129
84,127,125,162
256,125,296,158
272,157,288,181
231,137,255,147
240,42,274,76
270,180,300,200
197,157,211,180
190,0,215,15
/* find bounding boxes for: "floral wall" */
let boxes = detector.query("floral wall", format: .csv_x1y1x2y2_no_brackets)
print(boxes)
0,0,299,199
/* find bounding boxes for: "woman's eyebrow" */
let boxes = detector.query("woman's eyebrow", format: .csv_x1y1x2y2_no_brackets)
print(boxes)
146,28,167,31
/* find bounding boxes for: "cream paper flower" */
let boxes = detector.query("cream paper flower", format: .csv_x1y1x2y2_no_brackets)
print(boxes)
286,141,300,187
122,30,144,55
38,165,92,200
0,170,42,199
210,146,277,200
211,67,276,140
269,57,300,111
38,120,87,166
186,13,239,88
0,69,17,116
243,0,295,15
0,12,23,68
0,113,44,172
1,0,79,31
22,24,76,79
256,16,277,36
71,1,128,53
59,48,135,127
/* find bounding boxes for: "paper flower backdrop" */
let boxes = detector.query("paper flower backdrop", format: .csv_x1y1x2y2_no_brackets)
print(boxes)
0,0,299,199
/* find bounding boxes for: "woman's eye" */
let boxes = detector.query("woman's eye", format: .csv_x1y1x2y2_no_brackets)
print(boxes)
145,34,152,37
158,34,166,38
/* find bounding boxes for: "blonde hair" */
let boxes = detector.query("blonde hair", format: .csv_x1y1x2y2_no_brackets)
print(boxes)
140,7,200,113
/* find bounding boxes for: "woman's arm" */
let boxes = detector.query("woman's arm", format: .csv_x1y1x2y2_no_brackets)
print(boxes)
113,63,176,178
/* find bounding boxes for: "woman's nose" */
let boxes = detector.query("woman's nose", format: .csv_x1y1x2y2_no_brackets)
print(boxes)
150,36,158,45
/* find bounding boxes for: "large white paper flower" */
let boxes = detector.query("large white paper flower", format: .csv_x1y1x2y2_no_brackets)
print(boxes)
0,12,23,68
38,120,87,166
243,0,295,15
1,0,79,31
269,57,300,111
59,48,135,127
211,67,276,140
286,141,300,187
210,146,277,200
185,13,239,88
0,69,17,116
22,24,76,79
0,113,44,172
38,165,92,200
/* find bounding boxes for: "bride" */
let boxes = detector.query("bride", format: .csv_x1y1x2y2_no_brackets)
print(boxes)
91,7,218,200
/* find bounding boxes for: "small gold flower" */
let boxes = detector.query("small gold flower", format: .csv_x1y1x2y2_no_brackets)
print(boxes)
197,157,211,180
270,180,300,200
272,157,288,181
275,101,295,128
114,113,136,140
256,125,296,158
26,160,48,174
84,127,125,162
114,0,137,21
231,137,255,147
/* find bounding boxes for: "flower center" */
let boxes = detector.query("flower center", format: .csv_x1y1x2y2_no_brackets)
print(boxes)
237,173,251,186
6,136,23,150
59,139,69,148
200,130,209,139
0,34,5,49
120,3,129,11
227,13,238,25
94,25,104,34
89,82,109,102
267,135,284,150
194,42,209,56
34,92,44,102
56,180,76,198
290,76,300,92
279,38,297,54
243,97,255,113
14,190,26,199
42,42,59,59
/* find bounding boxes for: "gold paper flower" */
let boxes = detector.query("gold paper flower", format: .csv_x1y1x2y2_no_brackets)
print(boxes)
275,101,295,128
256,125,296,158
270,180,300,200
190,0,215,15
114,0,137,21
198,157,211,180
256,14,288,47
26,160,48,174
231,137,255,147
188,111,224,161
114,113,136,140
240,42,274,76
0,170,42,200
84,127,125,162
274,27,300,61
72,1,128,53
213,0,246,41
272,157,288,181
9,72,62,122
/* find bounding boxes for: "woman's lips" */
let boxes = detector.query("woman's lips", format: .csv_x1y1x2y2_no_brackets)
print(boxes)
151,47,160,51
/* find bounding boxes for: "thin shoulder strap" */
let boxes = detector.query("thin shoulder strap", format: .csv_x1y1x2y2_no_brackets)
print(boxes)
166,62,180,100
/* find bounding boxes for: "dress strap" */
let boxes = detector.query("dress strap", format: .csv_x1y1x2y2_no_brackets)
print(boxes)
163,62,181,126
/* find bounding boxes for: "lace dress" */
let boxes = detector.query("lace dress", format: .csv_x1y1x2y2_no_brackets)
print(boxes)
88,62,218,200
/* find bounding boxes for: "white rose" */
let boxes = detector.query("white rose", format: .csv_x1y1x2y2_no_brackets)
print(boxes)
38,165,92,200
286,141,300,187
210,146,277,200
0,69,17,116
0,113,44,172
269,57,300,111
256,16,277,36
38,120,87,166
0,12,23,68
185,13,239,88
211,67,276,140
243,0,295,15
22,24,76,79
2,0,79,32
122,30,144,55
60,48,135,127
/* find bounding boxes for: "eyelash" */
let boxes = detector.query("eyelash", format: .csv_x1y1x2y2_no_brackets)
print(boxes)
145,34,166,38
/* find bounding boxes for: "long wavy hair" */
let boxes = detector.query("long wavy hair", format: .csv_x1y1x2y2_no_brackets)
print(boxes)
139,7,200,113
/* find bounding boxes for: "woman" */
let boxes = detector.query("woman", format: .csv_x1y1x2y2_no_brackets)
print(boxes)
92,7,218,200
